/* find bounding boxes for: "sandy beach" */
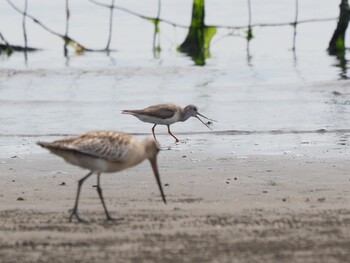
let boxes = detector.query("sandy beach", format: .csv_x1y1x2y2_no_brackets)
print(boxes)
1,0,350,261
1,138,350,263
0,69,349,262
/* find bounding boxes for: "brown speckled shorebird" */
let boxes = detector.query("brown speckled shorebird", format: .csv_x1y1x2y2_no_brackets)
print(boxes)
122,103,216,142
37,130,166,222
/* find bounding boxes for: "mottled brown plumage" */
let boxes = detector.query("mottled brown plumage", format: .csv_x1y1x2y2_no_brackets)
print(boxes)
40,131,132,162
37,130,166,222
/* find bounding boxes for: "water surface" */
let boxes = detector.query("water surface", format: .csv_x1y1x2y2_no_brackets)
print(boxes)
0,0,349,157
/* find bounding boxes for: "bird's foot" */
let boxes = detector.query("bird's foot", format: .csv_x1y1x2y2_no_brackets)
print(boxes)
105,214,124,222
174,139,180,144
68,208,87,223
175,139,189,144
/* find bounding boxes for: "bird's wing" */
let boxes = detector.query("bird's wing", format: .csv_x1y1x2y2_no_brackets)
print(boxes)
141,104,178,119
49,131,132,162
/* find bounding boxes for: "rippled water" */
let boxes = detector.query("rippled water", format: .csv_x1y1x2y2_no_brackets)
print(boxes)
0,0,349,157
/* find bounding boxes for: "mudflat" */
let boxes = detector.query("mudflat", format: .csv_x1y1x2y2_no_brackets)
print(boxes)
1,145,350,263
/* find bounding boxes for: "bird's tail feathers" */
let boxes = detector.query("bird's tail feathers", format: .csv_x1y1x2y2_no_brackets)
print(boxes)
122,110,136,115
37,141,53,148
37,141,67,151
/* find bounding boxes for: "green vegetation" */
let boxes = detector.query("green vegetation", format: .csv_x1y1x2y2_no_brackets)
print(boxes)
328,0,350,54
0,32,38,55
246,27,253,41
0,44,13,56
64,36,85,53
178,0,217,66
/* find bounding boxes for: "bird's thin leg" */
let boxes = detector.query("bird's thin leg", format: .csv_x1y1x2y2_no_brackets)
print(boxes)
96,173,117,221
167,125,179,143
152,124,157,141
69,171,93,223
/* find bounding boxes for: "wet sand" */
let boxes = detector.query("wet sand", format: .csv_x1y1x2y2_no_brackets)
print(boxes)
1,145,350,263
1,0,349,260
0,68,349,262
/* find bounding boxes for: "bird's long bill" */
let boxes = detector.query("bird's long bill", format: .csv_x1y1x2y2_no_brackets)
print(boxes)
150,158,167,204
196,115,214,130
197,112,217,122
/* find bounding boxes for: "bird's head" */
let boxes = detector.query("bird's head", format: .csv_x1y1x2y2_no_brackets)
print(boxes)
184,104,217,129
184,104,199,118
143,138,160,161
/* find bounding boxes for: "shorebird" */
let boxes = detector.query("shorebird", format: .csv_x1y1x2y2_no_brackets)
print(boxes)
122,104,216,142
37,130,166,222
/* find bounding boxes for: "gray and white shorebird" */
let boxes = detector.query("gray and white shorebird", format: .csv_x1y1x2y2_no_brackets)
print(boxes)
122,103,216,142
37,130,166,222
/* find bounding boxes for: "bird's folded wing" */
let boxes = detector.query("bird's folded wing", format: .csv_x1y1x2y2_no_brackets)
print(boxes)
143,105,176,119
53,132,131,162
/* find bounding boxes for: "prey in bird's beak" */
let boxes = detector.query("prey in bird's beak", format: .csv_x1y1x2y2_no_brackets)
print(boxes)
196,112,217,130
150,157,167,204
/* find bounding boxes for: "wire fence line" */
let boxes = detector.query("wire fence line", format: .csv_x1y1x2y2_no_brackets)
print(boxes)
22,0,28,63
0,0,343,65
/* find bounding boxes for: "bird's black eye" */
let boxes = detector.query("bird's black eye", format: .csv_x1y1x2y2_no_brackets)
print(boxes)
194,108,197,111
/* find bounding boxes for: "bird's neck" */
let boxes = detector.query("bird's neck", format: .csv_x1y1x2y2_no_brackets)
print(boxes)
180,109,191,122
125,143,148,168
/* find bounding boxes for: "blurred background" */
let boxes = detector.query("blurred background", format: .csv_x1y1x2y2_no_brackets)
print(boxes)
0,0,349,157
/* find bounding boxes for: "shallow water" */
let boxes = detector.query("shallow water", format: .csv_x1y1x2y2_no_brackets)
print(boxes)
0,1,349,158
